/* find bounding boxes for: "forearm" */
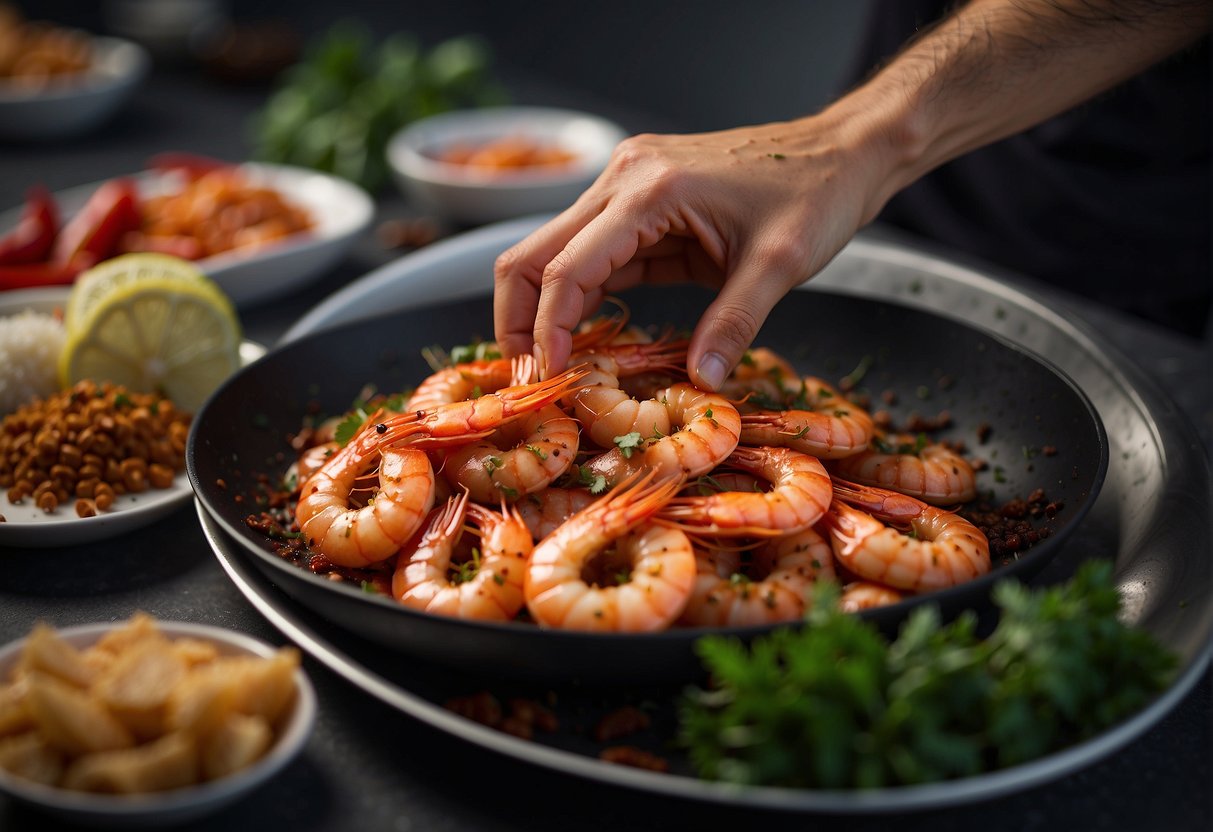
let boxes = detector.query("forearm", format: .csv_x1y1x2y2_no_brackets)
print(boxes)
819,0,1210,221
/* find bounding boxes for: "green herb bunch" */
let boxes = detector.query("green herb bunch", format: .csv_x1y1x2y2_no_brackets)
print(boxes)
678,561,1177,789
252,22,506,191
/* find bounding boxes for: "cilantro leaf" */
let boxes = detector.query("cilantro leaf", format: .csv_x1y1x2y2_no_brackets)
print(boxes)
613,431,644,458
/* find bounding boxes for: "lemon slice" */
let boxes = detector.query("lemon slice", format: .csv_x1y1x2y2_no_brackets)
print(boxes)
60,255,242,413
64,253,211,333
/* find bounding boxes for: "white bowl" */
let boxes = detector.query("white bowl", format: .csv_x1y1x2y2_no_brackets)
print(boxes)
0,621,316,827
0,36,149,141
387,106,628,224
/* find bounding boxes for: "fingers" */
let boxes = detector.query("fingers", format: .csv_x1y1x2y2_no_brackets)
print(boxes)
687,241,799,390
493,200,603,360
531,208,655,377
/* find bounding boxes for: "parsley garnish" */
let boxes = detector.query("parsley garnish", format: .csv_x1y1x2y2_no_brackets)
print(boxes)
680,562,1176,789
334,409,370,446
841,355,874,388
451,548,483,584
614,432,644,458
577,466,608,494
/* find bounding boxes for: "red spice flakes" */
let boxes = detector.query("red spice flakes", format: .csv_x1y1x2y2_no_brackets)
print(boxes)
599,746,669,772
444,691,502,727
593,705,651,743
443,692,560,741
508,697,559,733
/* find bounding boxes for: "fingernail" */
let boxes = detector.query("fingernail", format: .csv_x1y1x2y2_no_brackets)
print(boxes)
696,352,728,390
533,344,547,380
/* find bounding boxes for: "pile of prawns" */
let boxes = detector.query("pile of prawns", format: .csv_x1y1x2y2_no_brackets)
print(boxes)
287,312,987,632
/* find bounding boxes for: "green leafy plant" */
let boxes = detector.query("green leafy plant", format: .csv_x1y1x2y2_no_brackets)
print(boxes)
252,22,506,191
678,561,1177,789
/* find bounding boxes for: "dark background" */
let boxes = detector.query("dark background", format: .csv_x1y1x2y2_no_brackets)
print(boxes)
23,0,874,133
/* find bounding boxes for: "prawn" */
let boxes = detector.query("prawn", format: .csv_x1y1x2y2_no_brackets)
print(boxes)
392,493,531,620
296,445,436,568
406,315,626,412
832,432,977,505
839,581,905,612
821,480,990,592
659,445,832,536
679,527,836,627
438,404,580,503
403,364,592,448
406,354,537,413
515,486,598,541
739,376,874,460
579,383,741,487
718,346,801,404
295,368,587,566
566,338,688,449
525,470,696,631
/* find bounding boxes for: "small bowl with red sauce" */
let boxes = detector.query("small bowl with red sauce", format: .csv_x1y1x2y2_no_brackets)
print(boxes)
387,106,628,224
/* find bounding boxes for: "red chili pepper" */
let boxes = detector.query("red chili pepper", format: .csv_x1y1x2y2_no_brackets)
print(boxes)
0,186,59,265
146,151,233,181
0,258,88,291
52,178,143,265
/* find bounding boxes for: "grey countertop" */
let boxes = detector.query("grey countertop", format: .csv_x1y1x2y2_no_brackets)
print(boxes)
0,65,1209,832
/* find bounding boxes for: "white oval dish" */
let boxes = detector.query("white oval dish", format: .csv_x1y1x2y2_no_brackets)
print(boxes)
0,162,375,309
387,106,627,224
0,620,316,827
0,288,266,548
0,36,149,141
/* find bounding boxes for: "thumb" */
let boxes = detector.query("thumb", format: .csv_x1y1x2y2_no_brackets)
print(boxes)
686,246,796,390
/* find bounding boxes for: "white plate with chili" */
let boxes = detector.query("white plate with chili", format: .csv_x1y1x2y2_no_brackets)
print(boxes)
0,160,374,309
0,288,265,548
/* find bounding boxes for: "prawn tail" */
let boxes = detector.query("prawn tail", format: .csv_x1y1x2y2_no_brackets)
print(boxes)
599,468,684,529
508,354,539,386
570,303,631,351
509,364,593,409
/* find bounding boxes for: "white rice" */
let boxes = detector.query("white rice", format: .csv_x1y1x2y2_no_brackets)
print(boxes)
0,310,67,415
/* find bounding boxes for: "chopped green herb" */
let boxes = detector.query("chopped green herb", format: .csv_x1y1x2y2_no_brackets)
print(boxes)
679,562,1176,789
841,355,874,388
525,444,548,461
577,466,607,494
334,409,369,446
614,431,644,458
451,548,483,584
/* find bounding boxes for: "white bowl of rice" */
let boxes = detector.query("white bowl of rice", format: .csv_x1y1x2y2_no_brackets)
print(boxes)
0,288,67,415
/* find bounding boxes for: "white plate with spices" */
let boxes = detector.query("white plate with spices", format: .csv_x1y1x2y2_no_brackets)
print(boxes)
0,288,265,548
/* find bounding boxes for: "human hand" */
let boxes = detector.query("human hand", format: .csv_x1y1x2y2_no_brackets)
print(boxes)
492,114,889,389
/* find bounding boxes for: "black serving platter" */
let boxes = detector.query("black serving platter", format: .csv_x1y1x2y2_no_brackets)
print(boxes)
187,285,1106,684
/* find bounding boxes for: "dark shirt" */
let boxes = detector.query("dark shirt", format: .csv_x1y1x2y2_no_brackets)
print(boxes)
849,1,1211,337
